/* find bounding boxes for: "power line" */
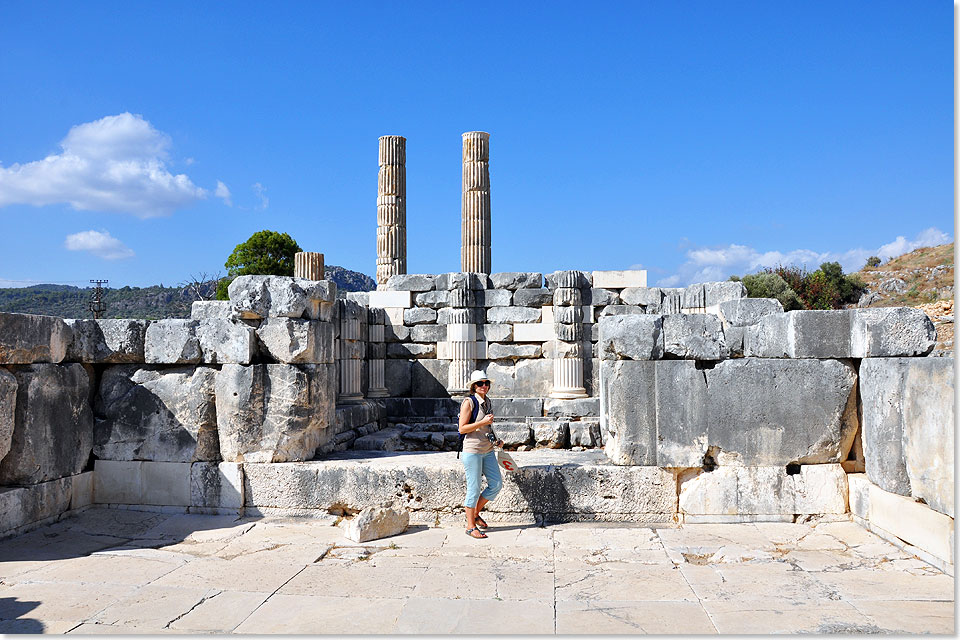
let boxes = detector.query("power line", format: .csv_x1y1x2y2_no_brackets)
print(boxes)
88,280,108,319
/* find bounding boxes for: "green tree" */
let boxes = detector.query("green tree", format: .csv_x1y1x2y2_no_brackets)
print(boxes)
740,272,804,311
216,230,302,300
865,256,881,268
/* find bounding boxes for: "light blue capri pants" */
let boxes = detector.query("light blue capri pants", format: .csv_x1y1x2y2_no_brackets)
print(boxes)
461,451,503,508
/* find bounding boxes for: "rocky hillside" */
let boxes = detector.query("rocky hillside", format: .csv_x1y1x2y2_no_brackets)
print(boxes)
853,243,954,352
0,264,376,320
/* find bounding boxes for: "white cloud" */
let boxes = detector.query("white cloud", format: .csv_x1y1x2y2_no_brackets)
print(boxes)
215,180,232,206
0,113,207,218
252,182,269,210
64,230,135,260
656,227,953,287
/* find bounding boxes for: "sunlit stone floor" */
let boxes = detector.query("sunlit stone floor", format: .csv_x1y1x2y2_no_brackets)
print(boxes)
0,507,953,634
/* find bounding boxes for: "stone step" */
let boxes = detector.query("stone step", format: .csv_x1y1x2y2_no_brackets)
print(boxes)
352,428,403,451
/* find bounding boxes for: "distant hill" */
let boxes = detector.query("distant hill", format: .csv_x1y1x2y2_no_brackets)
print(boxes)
0,265,376,320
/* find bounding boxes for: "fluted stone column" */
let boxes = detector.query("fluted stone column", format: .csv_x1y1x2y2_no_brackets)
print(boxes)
377,135,407,286
446,285,478,395
366,307,389,398
294,252,325,280
337,299,364,403
461,131,491,274
550,271,588,399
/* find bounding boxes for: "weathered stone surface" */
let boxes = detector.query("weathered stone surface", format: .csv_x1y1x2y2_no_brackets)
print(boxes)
486,307,541,324
488,398,542,418
485,359,553,398
95,365,219,463
403,307,438,325
598,315,664,360
585,288,619,307
477,288,513,307
743,313,791,358
388,342,437,359
601,360,657,465
861,357,954,517
851,307,936,357
437,307,480,325
0,364,93,484
0,313,70,364
385,274,436,292
619,287,661,308
717,298,784,327
491,422,533,447
683,282,746,311
384,359,412,397
544,398,600,418
190,462,244,509
545,271,591,291
228,276,336,320
384,323,411,342
486,343,542,360
512,288,553,307
435,272,489,290
480,324,512,342
489,272,543,290
196,319,256,364
64,319,148,363
413,291,450,309
533,421,568,448
723,326,746,358
597,305,646,317
0,368,17,464
410,325,446,343
410,359,448,397
144,320,201,364
568,420,602,447
656,361,708,467
190,301,233,320
662,314,724,360
256,318,334,364
591,270,647,289
344,502,410,542
216,364,335,463
0,476,72,535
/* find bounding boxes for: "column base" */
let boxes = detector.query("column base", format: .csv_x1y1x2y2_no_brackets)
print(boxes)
338,393,364,404
549,388,588,399
366,389,390,398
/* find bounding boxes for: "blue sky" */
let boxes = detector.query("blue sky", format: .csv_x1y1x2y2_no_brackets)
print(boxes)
0,2,952,289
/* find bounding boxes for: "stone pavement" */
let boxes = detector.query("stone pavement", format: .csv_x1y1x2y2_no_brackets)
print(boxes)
0,508,953,634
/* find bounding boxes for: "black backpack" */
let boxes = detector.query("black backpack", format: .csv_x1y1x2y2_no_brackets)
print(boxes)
456,395,481,459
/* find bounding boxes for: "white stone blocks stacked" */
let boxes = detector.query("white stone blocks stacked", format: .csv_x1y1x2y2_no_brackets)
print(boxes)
227,275,337,322
256,318,334,364
377,135,406,285
91,459,244,512
461,131,491,273
0,312,70,363
860,357,954,517
64,319,148,363
144,318,256,365
94,366,220,462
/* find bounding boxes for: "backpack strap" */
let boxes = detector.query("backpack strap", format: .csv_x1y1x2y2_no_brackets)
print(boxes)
457,396,479,459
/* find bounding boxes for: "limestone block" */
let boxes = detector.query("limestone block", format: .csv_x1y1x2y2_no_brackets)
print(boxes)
367,342,386,359
585,288,619,307
545,270,591,290
385,323,411,342
600,360,657,465
662,313,724,360
491,422,533,447
568,421,601,447
597,305,646,317
717,298,783,327
0,368,16,464
794,464,848,515
487,306,541,323
95,365,219,462
866,478,954,564
140,461,191,506
403,307,438,325
790,310,853,358
0,364,93,485
851,307,936,357
485,359,553,398
619,287,661,308
388,343,436,359
486,343,542,359
859,358,911,495
94,459,141,504
592,270,647,289
71,470,93,510
722,326,745,358
533,421,568,448
445,323,476,341
543,339,591,360
597,314,664,360
367,290,413,309
191,462,243,509
413,291,450,309
679,468,738,515
0,313,70,364
656,360,708,467
385,274,436,292
544,398,600,418
480,324,512,342
704,281,747,306
227,275,318,320
554,305,583,325
847,473,870,519
489,272,543,290
513,322,555,342
196,319,256,364
478,289,513,307
410,359,448,397
190,300,233,320
435,272,489,290
256,318,334,364
339,340,365,360
681,465,847,516
144,319,201,364
64,319,148,363
512,288,553,307
384,360,412,397
901,358,954,517
736,466,796,514
707,358,858,466
437,307,479,325
743,312,791,358
344,503,410,542
383,308,406,326
216,364,334,463
345,291,369,306
0,477,72,535
410,325,446,343
488,398,542,417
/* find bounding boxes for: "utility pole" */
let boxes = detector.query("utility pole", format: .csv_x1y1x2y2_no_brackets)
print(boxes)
89,279,108,319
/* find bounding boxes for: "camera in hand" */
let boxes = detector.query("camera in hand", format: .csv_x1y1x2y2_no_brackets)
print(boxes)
485,432,498,444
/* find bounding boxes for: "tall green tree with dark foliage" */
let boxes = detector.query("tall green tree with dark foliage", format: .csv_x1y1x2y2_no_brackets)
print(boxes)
216,230,302,300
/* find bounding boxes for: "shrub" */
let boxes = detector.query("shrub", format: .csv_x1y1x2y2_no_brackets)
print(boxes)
741,272,804,311
865,256,881,268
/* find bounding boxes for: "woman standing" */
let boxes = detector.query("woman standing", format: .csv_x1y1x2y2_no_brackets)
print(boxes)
459,370,503,539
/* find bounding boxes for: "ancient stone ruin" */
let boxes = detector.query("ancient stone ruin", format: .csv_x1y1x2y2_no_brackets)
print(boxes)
0,132,953,575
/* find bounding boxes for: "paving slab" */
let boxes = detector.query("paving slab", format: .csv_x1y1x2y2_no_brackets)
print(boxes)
848,600,956,634
556,600,717,634
167,589,270,633
233,593,407,634
91,584,214,628
395,597,555,634
702,600,878,634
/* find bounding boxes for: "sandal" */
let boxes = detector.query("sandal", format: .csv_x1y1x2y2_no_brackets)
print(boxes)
465,527,488,539
474,514,488,529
